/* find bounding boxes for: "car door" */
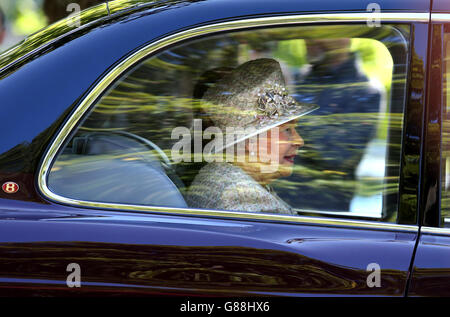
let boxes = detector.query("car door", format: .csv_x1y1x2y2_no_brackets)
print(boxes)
408,6,450,296
0,3,428,296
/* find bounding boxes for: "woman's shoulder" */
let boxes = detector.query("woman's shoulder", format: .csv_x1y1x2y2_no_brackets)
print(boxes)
186,162,259,208
187,162,255,194
196,162,251,181
186,162,294,215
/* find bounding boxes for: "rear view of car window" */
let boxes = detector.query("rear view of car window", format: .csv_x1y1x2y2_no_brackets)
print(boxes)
46,24,409,222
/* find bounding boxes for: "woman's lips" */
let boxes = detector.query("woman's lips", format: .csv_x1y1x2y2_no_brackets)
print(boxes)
284,155,296,163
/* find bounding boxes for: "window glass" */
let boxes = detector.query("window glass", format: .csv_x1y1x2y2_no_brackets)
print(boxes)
441,28,450,228
47,24,409,222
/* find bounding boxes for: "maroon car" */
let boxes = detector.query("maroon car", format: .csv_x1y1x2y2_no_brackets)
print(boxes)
0,0,448,297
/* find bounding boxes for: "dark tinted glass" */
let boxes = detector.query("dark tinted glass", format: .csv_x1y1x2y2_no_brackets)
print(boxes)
48,24,409,222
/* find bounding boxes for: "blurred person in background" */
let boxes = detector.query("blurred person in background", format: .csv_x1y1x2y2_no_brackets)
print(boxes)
0,6,6,46
280,38,384,212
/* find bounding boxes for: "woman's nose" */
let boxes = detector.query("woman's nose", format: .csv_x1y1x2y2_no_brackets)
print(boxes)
291,128,304,147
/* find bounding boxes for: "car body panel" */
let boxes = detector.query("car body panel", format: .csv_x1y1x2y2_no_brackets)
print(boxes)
397,22,429,226
432,0,450,13
107,0,430,17
408,230,450,296
0,199,417,296
408,20,450,296
0,0,441,296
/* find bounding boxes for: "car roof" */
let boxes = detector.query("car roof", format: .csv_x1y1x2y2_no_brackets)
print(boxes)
0,0,430,72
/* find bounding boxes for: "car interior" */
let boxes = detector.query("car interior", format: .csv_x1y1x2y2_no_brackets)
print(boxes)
49,131,187,208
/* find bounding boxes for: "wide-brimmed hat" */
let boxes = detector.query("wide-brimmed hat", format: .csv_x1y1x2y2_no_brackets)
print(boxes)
200,58,319,153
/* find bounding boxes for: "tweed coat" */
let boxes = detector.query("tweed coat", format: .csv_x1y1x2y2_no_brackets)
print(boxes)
186,162,296,215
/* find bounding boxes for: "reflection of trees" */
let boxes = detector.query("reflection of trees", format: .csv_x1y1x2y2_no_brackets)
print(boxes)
51,24,406,217
0,241,406,295
0,0,210,72
0,4,107,71
398,49,425,224
409,267,450,296
43,0,106,24
79,34,239,150
275,111,402,213
439,30,450,223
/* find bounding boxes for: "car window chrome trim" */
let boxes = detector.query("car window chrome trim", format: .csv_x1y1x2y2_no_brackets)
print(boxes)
39,196,419,232
431,13,450,22
39,12,425,232
421,226,450,235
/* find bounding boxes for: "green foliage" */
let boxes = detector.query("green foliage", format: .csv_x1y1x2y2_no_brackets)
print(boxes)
0,3,106,69
273,40,307,67
351,38,393,92
2,0,47,35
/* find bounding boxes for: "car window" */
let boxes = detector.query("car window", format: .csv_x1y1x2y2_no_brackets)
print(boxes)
441,26,450,228
47,24,409,222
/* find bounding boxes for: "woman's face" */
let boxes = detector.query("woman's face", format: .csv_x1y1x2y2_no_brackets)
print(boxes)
277,120,304,169
252,120,304,178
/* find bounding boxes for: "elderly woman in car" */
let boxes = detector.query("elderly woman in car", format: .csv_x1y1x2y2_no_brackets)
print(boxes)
186,58,318,215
